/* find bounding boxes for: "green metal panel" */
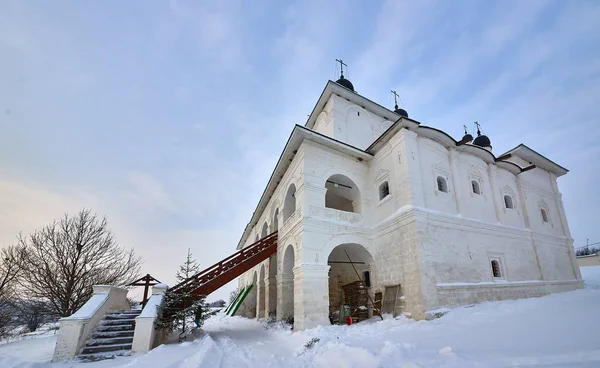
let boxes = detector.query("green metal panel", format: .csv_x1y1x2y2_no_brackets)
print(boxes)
224,287,245,315
228,284,253,316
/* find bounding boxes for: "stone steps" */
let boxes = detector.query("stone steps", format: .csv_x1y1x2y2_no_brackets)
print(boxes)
92,330,134,339
77,309,141,361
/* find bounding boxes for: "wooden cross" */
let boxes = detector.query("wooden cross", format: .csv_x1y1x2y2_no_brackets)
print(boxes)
128,274,161,308
336,58,347,76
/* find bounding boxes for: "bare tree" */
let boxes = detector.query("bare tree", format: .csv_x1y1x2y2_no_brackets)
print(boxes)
0,245,26,337
18,209,142,317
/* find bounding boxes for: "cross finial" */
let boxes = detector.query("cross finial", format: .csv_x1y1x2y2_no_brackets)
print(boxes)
336,58,347,78
474,121,481,136
391,90,400,109
463,125,468,135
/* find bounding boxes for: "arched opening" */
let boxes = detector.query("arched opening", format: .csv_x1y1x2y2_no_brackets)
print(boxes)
282,184,296,223
261,222,268,239
281,244,295,322
268,254,277,317
258,265,266,318
325,174,361,213
272,208,279,233
327,243,374,324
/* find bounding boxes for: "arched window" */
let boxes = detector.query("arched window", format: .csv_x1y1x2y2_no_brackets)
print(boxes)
282,184,297,223
325,174,361,213
379,181,390,200
437,176,448,193
471,180,481,195
540,208,548,223
504,195,514,209
491,260,502,278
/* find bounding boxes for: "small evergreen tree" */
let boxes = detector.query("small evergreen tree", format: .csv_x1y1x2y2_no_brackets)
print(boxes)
155,249,208,339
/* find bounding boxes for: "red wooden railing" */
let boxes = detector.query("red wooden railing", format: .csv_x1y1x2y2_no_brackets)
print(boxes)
169,231,278,298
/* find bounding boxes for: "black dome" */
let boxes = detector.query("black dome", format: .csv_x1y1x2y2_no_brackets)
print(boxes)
461,133,473,143
473,134,491,147
336,75,354,91
394,108,408,118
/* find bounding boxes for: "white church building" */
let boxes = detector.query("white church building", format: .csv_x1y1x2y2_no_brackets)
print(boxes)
235,70,582,330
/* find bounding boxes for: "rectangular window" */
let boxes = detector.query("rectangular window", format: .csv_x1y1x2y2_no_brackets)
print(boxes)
379,181,390,200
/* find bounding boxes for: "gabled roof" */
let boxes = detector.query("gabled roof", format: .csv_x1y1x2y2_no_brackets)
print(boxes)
305,81,403,130
501,144,568,177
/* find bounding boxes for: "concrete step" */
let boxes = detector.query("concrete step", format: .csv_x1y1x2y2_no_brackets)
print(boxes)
95,324,135,333
104,313,140,320
78,351,130,362
92,330,134,339
108,309,142,314
80,343,132,355
85,337,133,347
100,319,136,326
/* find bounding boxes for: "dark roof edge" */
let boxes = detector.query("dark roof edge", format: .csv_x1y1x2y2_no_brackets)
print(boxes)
502,143,569,174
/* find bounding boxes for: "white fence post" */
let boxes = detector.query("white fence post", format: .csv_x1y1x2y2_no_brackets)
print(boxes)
132,283,168,354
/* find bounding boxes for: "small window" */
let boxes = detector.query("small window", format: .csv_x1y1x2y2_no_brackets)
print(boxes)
437,176,448,193
379,181,390,200
491,260,502,278
541,208,548,223
471,180,481,194
504,195,514,209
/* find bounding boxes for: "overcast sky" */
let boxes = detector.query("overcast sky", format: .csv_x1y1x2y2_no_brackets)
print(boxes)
1,0,599,302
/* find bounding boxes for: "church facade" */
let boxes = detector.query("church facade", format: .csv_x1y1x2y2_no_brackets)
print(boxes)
235,75,582,330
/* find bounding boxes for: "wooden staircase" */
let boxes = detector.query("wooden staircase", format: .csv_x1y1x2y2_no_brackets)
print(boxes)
166,231,278,312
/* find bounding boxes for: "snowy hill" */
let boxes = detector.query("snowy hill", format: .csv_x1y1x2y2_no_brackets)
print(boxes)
2,267,600,368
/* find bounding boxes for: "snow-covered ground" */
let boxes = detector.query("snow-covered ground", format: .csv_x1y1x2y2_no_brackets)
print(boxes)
2,267,600,368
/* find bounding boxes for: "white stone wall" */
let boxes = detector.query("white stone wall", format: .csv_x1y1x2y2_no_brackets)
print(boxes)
312,95,394,150
235,86,580,328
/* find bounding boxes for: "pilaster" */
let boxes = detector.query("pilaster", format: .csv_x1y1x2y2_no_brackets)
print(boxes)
292,264,330,330
487,164,502,222
449,149,463,214
276,274,294,321
391,129,425,207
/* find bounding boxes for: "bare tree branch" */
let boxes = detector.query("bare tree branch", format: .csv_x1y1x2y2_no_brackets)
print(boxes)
18,209,142,317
